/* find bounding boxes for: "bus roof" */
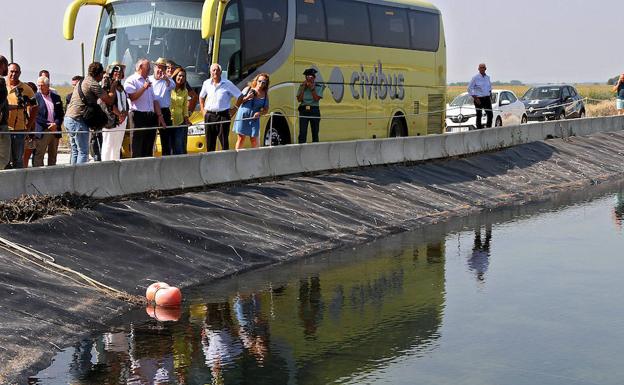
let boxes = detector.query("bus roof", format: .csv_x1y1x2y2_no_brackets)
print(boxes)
355,0,440,13
103,0,440,13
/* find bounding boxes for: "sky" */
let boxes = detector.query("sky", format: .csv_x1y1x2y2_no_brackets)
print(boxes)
0,0,621,85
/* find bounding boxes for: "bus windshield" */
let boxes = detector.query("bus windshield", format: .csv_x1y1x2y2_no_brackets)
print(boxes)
93,1,209,88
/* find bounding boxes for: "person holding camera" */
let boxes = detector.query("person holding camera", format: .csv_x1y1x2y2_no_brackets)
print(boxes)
0,55,9,169
297,68,325,143
101,62,129,161
65,62,115,164
232,73,269,149
199,63,242,152
6,63,38,169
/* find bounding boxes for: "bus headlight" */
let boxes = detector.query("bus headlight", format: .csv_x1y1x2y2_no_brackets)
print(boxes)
187,124,205,136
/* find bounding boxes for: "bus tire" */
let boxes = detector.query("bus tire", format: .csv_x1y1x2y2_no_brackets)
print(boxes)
263,114,291,146
389,116,407,137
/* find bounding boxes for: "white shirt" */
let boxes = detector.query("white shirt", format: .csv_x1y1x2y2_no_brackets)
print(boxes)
124,73,155,112
199,78,242,112
149,75,175,108
468,73,492,97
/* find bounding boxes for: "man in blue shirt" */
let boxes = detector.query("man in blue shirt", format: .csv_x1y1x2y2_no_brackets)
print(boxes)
467,63,493,129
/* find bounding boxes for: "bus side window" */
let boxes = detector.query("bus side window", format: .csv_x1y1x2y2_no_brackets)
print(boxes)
296,0,327,41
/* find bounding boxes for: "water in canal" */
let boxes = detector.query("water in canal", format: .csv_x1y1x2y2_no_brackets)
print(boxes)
30,187,624,385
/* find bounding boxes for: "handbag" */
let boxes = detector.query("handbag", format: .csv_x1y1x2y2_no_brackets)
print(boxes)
77,79,108,130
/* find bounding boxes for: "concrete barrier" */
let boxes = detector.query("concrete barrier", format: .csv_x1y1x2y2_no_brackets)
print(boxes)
403,136,426,162
235,148,271,180
356,140,382,166
269,145,304,176
0,170,26,200
328,141,358,169
464,130,483,154
444,132,465,157
422,134,447,159
1,116,623,202
159,155,203,191
200,151,239,185
25,165,75,197
480,127,500,151
74,161,122,198
119,157,163,195
300,142,332,172
380,137,406,164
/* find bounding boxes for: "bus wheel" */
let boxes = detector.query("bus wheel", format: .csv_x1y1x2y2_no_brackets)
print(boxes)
389,116,407,137
263,115,291,146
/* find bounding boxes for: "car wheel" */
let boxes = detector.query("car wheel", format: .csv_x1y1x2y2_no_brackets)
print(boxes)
521,115,528,124
495,117,502,127
389,117,407,137
557,111,566,120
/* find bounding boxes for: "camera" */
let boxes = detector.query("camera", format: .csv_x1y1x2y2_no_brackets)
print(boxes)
13,87,34,109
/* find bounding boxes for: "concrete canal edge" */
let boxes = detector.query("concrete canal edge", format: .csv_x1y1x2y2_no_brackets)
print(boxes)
0,116,623,201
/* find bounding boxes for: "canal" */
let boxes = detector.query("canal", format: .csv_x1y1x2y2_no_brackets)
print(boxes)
30,186,624,385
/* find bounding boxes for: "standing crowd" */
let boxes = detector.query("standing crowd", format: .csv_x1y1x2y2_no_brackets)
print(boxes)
0,54,331,169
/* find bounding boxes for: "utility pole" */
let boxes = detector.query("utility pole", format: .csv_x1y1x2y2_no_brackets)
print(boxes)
81,43,85,77
9,39,13,62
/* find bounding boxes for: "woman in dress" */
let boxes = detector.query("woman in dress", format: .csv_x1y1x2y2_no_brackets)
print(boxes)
232,73,269,149
101,62,128,161
613,74,624,115
169,67,192,155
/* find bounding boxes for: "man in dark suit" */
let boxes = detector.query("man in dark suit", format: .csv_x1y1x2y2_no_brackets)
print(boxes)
34,76,64,166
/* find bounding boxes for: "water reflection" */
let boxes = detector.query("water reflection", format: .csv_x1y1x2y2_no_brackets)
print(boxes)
613,192,624,231
468,224,492,282
31,239,446,385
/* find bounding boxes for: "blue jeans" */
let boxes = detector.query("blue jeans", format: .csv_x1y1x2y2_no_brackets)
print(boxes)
64,116,90,164
172,126,188,155
9,134,25,169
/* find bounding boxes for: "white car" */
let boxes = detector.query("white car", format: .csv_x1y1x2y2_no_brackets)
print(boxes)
445,90,528,133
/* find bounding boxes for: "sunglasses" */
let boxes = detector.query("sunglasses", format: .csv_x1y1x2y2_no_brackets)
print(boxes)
258,80,268,84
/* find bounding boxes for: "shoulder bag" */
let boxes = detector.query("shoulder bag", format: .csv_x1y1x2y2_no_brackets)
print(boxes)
77,80,109,130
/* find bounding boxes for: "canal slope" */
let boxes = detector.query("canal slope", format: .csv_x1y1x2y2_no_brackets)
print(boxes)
3,131,624,384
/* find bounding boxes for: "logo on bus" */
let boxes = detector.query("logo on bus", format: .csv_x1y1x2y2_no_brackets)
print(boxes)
321,61,405,104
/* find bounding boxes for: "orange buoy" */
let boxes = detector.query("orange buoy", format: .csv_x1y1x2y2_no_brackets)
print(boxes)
146,282,170,302
146,305,181,322
154,286,182,307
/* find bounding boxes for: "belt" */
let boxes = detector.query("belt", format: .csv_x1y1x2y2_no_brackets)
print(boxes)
206,109,229,114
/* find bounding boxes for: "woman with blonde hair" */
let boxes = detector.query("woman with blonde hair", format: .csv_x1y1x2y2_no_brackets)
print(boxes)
613,74,624,115
232,73,269,149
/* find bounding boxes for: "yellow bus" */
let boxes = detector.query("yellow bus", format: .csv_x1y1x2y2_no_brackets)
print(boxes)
64,0,446,151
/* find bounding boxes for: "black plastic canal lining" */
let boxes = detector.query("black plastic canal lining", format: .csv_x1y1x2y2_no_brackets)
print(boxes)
3,131,624,384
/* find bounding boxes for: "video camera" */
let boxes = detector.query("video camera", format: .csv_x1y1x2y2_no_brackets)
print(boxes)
13,86,35,109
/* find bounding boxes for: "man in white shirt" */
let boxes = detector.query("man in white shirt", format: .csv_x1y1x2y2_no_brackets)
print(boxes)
467,63,493,129
199,63,242,151
149,58,175,155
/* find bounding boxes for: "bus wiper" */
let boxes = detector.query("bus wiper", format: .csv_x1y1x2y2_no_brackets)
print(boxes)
147,2,157,55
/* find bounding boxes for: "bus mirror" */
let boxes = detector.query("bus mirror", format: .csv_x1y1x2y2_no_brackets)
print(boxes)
202,0,219,39
63,0,106,40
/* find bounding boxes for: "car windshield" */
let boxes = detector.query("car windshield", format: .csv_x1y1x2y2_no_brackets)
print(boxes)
93,1,209,89
522,87,561,100
449,93,498,106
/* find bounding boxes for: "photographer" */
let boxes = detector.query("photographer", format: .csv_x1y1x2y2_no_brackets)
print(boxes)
64,62,115,164
6,63,38,169
101,62,129,161
297,68,325,143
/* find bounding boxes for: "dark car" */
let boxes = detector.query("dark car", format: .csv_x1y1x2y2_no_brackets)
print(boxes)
521,85,585,122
